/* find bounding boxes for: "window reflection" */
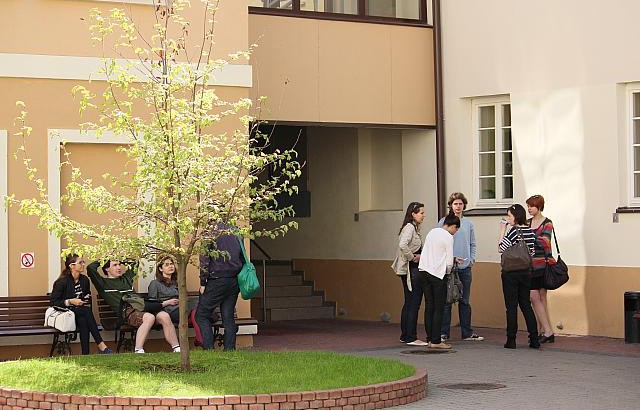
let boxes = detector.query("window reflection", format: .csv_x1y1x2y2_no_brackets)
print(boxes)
248,0,293,9
249,0,426,22
366,0,421,20
301,0,358,14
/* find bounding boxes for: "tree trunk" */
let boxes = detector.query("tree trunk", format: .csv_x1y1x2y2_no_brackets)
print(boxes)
177,258,191,371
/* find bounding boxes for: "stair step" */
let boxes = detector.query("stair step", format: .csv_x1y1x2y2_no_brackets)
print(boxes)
251,261,293,275
269,306,335,321
261,285,314,297
260,295,324,309
261,275,304,287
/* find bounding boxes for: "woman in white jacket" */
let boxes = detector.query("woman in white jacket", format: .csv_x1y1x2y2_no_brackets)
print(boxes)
391,201,425,345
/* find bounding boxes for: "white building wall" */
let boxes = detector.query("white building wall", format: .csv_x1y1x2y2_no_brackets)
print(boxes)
442,0,640,267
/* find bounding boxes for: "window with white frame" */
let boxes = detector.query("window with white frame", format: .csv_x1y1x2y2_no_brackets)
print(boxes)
474,99,513,203
631,90,640,203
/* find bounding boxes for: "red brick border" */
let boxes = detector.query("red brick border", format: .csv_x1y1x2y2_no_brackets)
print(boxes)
0,369,426,410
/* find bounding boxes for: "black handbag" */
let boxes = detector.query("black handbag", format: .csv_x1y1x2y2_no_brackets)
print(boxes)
543,227,569,290
445,262,463,305
501,227,532,272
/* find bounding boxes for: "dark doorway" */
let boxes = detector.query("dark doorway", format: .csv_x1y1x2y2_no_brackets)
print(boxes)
252,124,311,217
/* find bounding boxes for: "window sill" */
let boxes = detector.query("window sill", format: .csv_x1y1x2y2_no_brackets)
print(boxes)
615,207,640,214
464,207,509,217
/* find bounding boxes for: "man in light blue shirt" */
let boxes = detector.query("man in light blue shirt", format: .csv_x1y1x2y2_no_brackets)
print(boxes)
438,192,484,341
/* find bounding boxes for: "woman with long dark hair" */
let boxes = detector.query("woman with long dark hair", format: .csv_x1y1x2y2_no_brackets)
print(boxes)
498,204,539,349
391,201,426,345
147,254,181,323
50,254,112,354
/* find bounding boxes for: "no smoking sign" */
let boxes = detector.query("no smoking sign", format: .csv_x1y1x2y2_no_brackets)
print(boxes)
20,252,35,269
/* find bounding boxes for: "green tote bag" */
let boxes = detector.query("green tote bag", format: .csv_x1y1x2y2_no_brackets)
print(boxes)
237,237,261,300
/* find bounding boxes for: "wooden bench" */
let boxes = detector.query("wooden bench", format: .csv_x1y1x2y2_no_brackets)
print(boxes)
0,295,77,356
96,292,257,352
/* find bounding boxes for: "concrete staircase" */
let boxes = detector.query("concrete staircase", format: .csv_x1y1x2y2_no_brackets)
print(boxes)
250,260,335,322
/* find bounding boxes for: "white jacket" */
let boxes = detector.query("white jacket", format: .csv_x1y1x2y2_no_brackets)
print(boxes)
391,223,423,276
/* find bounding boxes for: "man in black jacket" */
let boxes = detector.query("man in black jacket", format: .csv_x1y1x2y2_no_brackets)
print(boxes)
195,224,243,350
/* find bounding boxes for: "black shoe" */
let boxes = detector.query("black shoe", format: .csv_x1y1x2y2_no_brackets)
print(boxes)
529,340,541,349
539,334,555,344
504,339,516,349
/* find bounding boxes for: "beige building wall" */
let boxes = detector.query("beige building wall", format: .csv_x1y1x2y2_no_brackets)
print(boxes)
438,0,640,337
0,1,252,320
249,15,435,126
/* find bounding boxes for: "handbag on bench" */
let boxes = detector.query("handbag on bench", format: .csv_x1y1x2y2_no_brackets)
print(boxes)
44,306,76,332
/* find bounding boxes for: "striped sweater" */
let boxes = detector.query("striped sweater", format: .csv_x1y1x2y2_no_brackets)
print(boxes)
529,217,555,274
499,226,536,256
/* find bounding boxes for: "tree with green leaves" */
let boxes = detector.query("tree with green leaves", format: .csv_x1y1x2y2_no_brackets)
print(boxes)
6,0,300,370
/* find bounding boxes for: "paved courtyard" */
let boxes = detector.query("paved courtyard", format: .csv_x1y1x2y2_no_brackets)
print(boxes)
255,319,640,410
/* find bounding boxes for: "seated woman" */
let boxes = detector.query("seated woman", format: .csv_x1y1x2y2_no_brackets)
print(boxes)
50,254,113,355
148,254,197,324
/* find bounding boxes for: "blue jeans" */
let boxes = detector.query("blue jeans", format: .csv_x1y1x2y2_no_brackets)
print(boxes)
195,276,239,350
441,267,474,338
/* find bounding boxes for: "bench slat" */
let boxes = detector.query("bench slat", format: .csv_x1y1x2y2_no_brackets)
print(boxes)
0,319,46,327
0,296,50,302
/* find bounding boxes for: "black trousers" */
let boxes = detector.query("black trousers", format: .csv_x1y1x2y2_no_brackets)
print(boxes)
501,269,538,340
423,272,447,344
72,306,103,355
398,273,412,342
195,276,239,351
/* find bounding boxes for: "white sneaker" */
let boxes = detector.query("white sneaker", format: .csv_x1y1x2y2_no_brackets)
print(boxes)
406,339,429,346
172,346,181,353
463,333,484,341
134,348,145,354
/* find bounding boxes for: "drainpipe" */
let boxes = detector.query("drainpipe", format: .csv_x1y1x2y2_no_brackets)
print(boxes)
432,0,446,218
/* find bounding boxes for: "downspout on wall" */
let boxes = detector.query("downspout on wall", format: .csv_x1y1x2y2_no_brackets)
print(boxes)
432,0,446,218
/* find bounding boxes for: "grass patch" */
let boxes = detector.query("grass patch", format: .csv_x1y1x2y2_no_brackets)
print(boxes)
0,351,414,396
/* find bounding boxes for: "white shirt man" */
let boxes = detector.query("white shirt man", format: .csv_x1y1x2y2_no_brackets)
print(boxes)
415,214,459,349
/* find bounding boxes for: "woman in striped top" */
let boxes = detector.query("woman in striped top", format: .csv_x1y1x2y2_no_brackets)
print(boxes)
498,204,539,349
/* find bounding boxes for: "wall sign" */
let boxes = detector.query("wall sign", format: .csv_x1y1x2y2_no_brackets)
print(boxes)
20,252,35,269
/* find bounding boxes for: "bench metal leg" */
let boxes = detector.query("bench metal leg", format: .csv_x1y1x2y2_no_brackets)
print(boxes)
50,332,76,357
214,326,224,348
49,334,59,357
117,329,135,353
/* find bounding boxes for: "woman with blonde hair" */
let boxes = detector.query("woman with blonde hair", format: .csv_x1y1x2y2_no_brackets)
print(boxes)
527,194,556,343
391,201,427,346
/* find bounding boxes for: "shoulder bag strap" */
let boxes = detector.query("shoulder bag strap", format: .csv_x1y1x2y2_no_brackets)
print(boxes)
515,226,525,243
237,236,249,265
551,226,561,256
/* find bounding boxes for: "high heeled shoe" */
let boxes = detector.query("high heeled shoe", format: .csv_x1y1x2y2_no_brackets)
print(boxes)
539,334,555,344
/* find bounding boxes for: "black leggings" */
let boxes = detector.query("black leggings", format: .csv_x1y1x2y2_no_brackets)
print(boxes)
73,306,103,355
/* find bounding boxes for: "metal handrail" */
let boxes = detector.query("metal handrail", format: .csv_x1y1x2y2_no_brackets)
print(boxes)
250,239,271,323
250,239,272,261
